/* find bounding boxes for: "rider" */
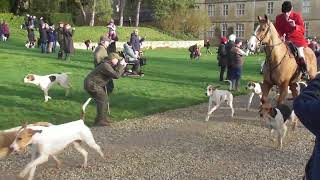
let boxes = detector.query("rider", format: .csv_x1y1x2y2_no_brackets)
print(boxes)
275,1,309,80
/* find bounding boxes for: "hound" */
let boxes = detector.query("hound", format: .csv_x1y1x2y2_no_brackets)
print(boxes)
10,98,104,180
259,102,297,149
23,73,72,102
205,85,234,121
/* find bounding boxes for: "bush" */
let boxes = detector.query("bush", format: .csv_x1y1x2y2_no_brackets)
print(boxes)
159,9,210,38
0,13,25,27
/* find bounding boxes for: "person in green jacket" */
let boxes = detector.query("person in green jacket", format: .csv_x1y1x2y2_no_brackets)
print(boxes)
84,53,126,126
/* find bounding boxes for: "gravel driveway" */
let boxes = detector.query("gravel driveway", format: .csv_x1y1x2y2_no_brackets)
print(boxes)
0,95,314,180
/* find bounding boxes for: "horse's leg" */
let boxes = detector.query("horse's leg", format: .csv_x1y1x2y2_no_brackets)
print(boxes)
277,83,289,105
289,83,299,99
261,81,272,104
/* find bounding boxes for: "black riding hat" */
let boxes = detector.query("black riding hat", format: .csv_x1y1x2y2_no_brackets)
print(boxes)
282,1,292,13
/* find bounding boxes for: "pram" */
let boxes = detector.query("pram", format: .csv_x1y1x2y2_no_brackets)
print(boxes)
118,51,146,77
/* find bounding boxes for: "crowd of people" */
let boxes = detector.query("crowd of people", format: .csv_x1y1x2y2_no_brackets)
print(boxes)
23,14,75,60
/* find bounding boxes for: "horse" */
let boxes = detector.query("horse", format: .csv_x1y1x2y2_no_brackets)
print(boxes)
247,15,317,105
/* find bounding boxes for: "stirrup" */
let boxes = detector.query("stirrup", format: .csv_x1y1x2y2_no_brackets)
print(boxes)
301,72,310,81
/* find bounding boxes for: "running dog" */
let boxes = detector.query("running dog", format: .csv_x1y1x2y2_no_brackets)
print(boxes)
259,102,297,149
23,73,72,102
10,98,104,180
0,122,52,160
205,85,234,121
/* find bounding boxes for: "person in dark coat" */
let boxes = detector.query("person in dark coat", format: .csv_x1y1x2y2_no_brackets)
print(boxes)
63,23,75,61
130,29,145,52
293,75,320,180
230,38,248,91
217,36,228,81
57,22,65,59
39,23,48,53
84,53,126,126
225,34,236,80
204,39,213,55
47,26,55,53
27,25,35,47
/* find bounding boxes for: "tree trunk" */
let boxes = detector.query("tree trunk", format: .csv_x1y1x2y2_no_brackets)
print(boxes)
78,1,87,24
89,0,96,26
119,0,126,27
135,0,142,27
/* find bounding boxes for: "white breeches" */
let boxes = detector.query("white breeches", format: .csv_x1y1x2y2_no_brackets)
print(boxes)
297,47,305,58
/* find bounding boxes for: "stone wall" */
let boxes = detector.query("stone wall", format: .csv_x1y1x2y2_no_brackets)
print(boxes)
73,40,204,50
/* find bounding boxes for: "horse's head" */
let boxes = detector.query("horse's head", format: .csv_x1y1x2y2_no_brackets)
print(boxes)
247,15,272,52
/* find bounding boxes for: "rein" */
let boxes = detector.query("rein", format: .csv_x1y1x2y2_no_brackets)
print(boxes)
254,23,288,84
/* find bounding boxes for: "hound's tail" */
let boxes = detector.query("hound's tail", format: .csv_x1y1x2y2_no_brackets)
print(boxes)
224,80,232,91
80,98,92,120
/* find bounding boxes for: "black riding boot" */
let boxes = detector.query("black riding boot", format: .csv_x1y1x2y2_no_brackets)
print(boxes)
299,57,309,80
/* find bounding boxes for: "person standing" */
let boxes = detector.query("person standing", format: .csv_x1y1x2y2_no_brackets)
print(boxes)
84,53,126,126
63,23,75,61
130,29,145,53
57,22,65,59
225,34,236,80
2,20,10,39
217,37,228,81
47,26,55,53
275,1,309,80
230,38,248,91
94,36,111,67
39,23,48,53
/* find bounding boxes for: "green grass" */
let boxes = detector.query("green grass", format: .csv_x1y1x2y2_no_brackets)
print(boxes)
0,31,264,130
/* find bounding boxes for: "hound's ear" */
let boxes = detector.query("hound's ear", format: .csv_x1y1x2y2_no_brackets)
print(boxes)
264,14,269,23
22,121,28,128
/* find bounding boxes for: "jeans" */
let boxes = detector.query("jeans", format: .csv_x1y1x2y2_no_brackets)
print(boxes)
40,42,47,53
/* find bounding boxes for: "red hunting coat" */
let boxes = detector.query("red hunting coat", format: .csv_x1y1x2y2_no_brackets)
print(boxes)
275,11,307,47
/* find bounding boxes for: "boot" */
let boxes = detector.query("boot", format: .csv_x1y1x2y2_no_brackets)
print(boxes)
235,79,240,92
299,58,309,80
94,118,111,126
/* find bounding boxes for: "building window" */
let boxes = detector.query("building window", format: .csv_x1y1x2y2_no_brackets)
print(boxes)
236,4,245,16
302,0,311,14
223,4,228,16
207,24,215,38
267,2,274,15
236,24,244,38
208,4,214,16
305,22,309,37
221,24,228,37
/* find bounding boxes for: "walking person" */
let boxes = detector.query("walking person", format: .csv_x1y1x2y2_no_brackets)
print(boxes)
204,39,213,55
230,38,248,91
47,26,55,53
1,20,10,40
84,53,126,126
217,36,228,81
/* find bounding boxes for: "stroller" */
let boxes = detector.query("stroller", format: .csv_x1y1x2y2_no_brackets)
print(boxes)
118,51,146,77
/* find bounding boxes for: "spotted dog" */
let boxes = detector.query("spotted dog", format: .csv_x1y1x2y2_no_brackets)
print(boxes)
23,73,72,102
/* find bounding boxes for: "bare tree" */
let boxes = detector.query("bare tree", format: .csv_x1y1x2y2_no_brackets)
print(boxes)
135,0,142,27
75,0,87,24
119,0,126,27
89,0,96,26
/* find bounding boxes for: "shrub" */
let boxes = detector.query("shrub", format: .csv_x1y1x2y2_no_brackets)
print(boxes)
0,13,25,27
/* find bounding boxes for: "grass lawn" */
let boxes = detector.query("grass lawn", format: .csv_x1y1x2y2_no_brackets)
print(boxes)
0,35,264,129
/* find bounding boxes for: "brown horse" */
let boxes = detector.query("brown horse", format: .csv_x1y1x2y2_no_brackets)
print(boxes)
247,15,317,105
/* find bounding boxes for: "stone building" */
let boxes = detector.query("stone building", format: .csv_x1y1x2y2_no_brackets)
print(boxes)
197,0,320,43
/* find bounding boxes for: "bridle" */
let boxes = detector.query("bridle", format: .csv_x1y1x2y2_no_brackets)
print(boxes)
253,22,288,85
252,23,283,47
